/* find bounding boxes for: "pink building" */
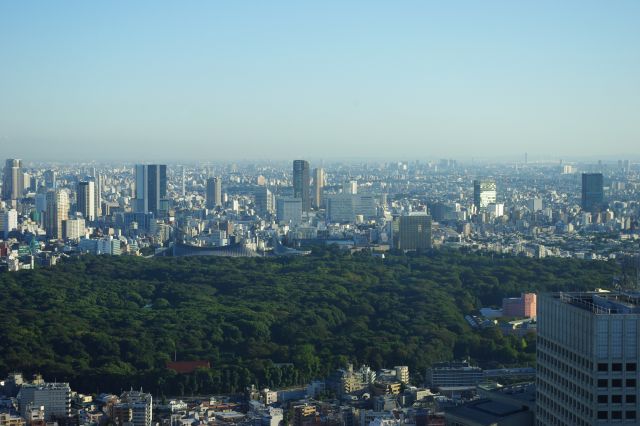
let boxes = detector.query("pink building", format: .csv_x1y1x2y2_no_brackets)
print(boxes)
502,293,537,318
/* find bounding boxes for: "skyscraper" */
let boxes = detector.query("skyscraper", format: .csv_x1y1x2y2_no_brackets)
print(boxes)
537,291,640,425
135,165,168,216
76,180,96,221
45,189,69,240
276,197,302,225
293,160,310,213
43,170,57,189
312,167,324,209
206,177,222,209
395,213,432,250
582,173,604,212
255,186,274,216
89,169,102,218
473,179,497,210
2,159,23,202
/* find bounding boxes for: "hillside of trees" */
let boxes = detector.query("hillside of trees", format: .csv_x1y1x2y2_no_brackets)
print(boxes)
0,248,618,396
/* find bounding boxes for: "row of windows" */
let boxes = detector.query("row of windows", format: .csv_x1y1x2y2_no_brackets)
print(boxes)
597,378,637,388
538,336,593,371
598,362,637,372
598,394,636,404
597,410,636,420
537,377,592,419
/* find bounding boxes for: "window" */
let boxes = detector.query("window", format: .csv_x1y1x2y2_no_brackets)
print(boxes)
612,379,622,387
598,411,608,420
598,395,608,403
612,411,622,419
626,411,636,420
626,395,636,403
612,395,622,403
612,363,623,371
627,363,637,372
626,379,636,388
598,379,608,388
598,363,609,372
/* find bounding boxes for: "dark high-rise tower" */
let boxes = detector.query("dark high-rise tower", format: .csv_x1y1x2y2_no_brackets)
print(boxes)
135,164,168,216
2,159,23,202
206,177,222,209
582,173,604,212
293,160,310,213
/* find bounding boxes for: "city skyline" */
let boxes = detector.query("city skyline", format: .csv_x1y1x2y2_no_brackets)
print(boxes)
2,1,640,161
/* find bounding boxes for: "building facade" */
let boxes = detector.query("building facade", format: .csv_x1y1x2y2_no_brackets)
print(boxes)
582,173,604,212
395,214,432,250
293,160,310,213
537,291,640,425
135,164,168,216
2,159,23,202
206,177,222,209
313,167,324,209
473,179,497,210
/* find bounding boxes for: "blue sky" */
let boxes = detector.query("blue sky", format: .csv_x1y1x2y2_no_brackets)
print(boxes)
1,1,639,162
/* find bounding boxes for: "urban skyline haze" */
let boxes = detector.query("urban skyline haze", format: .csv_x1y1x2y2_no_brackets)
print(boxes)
1,1,639,161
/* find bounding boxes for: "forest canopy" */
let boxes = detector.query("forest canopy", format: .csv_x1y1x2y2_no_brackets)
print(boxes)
0,248,618,396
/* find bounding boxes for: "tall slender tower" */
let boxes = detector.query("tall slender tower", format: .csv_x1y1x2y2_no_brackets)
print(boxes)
312,167,324,209
45,189,69,239
293,160,310,213
77,180,96,221
2,159,23,202
582,173,604,212
135,165,168,216
206,177,222,209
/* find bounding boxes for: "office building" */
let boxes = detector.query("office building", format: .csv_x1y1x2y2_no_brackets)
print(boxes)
45,189,69,240
343,180,358,195
254,187,275,216
134,164,168,216
77,180,96,221
293,160,310,213
537,291,640,425
89,171,102,217
0,209,18,239
395,213,432,250
43,170,57,189
327,194,377,223
502,293,537,318
426,361,484,388
473,179,497,210
528,198,543,212
582,173,604,212
276,197,302,226
113,390,152,426
17,382,71,421
206,177,222,209
2,159,23,202
313,167,324,209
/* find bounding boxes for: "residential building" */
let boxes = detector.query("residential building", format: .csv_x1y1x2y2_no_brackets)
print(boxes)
0,209,18,238
45,189,69,240
113,390,152,426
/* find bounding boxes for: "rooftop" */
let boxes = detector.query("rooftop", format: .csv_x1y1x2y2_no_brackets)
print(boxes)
553,291,640,314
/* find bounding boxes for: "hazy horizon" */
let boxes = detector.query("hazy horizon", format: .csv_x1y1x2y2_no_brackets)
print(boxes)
2,1,639,161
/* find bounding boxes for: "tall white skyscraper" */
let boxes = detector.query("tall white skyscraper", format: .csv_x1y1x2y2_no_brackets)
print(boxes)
537,291,640,425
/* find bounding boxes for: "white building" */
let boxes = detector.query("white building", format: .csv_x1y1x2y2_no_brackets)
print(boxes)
0,209,18,238
17,382,71,421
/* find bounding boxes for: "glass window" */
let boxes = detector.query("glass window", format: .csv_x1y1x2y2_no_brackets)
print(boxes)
598,363,608,372
612,411,622,419
598,395,608,403
626,411,636,420
626,379,636,387
612,379,622,387
597,411,608,420
626,395,636,403
612,395,622,403
612,363,622,371
627,363,637,372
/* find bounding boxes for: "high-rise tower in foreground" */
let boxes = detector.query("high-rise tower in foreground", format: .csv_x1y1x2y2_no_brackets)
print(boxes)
537,291,640,425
